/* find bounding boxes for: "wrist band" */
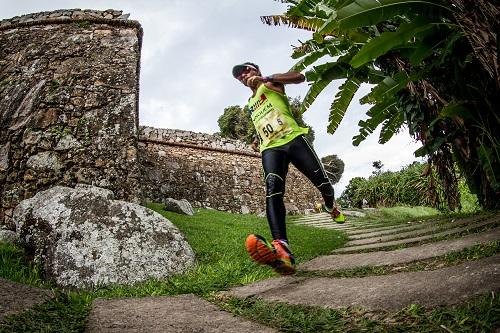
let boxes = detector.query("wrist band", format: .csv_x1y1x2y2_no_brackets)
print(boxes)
263,75,274,83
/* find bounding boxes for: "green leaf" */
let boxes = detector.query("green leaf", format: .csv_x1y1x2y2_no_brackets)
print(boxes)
327,75,362,134
379,109,405,144
291,39,351,71
439,102,473,120
336,0,451,30
478,144,500,191
361,71,409,104
352,98,398,145
350,17,436,68
301,61,352,113
414,137,446,157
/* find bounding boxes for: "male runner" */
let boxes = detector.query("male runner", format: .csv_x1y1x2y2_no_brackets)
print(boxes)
232,62,345,275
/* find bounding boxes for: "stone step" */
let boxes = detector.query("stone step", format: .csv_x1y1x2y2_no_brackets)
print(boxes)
334,216,499,253
292,220,424,234
291,216,388,228
348,222,433,239
85,294,276,333
0,278,54,322
345,215,493,247
226,255,500,311
300,227,500,271
341,217,455,236
345,221,431,235
292,222,357,231
291,217,392,231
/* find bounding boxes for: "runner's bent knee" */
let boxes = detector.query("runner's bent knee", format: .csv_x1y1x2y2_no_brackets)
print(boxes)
265,173,285,197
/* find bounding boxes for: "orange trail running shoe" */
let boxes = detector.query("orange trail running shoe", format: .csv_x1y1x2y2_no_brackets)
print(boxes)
245,234,277,266
271,239,296,275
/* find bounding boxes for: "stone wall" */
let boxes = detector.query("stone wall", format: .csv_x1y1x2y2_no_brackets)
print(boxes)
139,126,323,214
0,10,142,228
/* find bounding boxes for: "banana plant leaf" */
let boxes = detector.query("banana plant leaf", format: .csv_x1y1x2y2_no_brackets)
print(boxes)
335,0,451,30
301,61,353,113
327,75,362,133
379,109,405,144
349,17,438,68
352,97,398,145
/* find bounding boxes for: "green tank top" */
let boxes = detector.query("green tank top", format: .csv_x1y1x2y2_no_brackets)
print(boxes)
248,84,309,152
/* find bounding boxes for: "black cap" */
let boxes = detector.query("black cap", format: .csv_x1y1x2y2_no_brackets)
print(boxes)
232,62,259,78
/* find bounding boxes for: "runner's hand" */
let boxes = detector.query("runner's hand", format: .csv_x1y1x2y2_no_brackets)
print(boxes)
247,76,263,88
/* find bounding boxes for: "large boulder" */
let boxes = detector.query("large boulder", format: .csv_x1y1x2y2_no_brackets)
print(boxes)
13,185,196,289
164,198,195,216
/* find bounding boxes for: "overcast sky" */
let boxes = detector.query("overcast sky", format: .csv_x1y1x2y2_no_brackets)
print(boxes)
1,0,423,195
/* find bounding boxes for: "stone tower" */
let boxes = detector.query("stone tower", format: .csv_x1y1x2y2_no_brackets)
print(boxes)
0,9,142,228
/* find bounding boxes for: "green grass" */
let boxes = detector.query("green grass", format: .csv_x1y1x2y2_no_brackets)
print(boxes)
0,206,346,332
215,293,500,333
361,206,441,223
1,206,497,332
0,242,46,287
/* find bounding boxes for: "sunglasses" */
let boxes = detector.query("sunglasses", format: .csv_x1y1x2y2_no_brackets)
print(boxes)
236,66,255,79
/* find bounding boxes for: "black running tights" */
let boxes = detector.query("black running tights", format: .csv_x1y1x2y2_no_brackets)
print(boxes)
261,135,334,241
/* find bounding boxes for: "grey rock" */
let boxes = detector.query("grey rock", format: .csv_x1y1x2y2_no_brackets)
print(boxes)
285,203,300,215
301,227,500,271
9,80,46,131
55,134,81,151
26,151,63,172
343,210,366,217
13,185,195,288
241,205,250,214
0,142,10,171
164,198,195,216
0,229,19,244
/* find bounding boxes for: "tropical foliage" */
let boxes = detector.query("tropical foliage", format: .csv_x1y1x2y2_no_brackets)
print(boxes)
218,97,316,144
262,0,499,210
339,161,480,211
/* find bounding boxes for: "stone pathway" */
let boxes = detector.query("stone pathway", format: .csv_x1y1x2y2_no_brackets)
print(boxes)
226,213,500,311
227,255,500,310
335,215,498,253
2,212,499,332
300,226,500,271
0,278,53,321
85,294,276,333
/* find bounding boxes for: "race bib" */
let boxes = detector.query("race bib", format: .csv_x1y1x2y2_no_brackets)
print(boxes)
255,107,293,146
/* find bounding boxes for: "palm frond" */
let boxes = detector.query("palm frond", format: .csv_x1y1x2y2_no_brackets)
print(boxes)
349,17,438,68
335,0,452,30
478,144,500,192
361,71,410,105
352,98,398,146
261,15,325,31
286,0,336,18
291,39,351,71
327,75,362,133
291,36,350,58
300,61,352,113
379,109,405,144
